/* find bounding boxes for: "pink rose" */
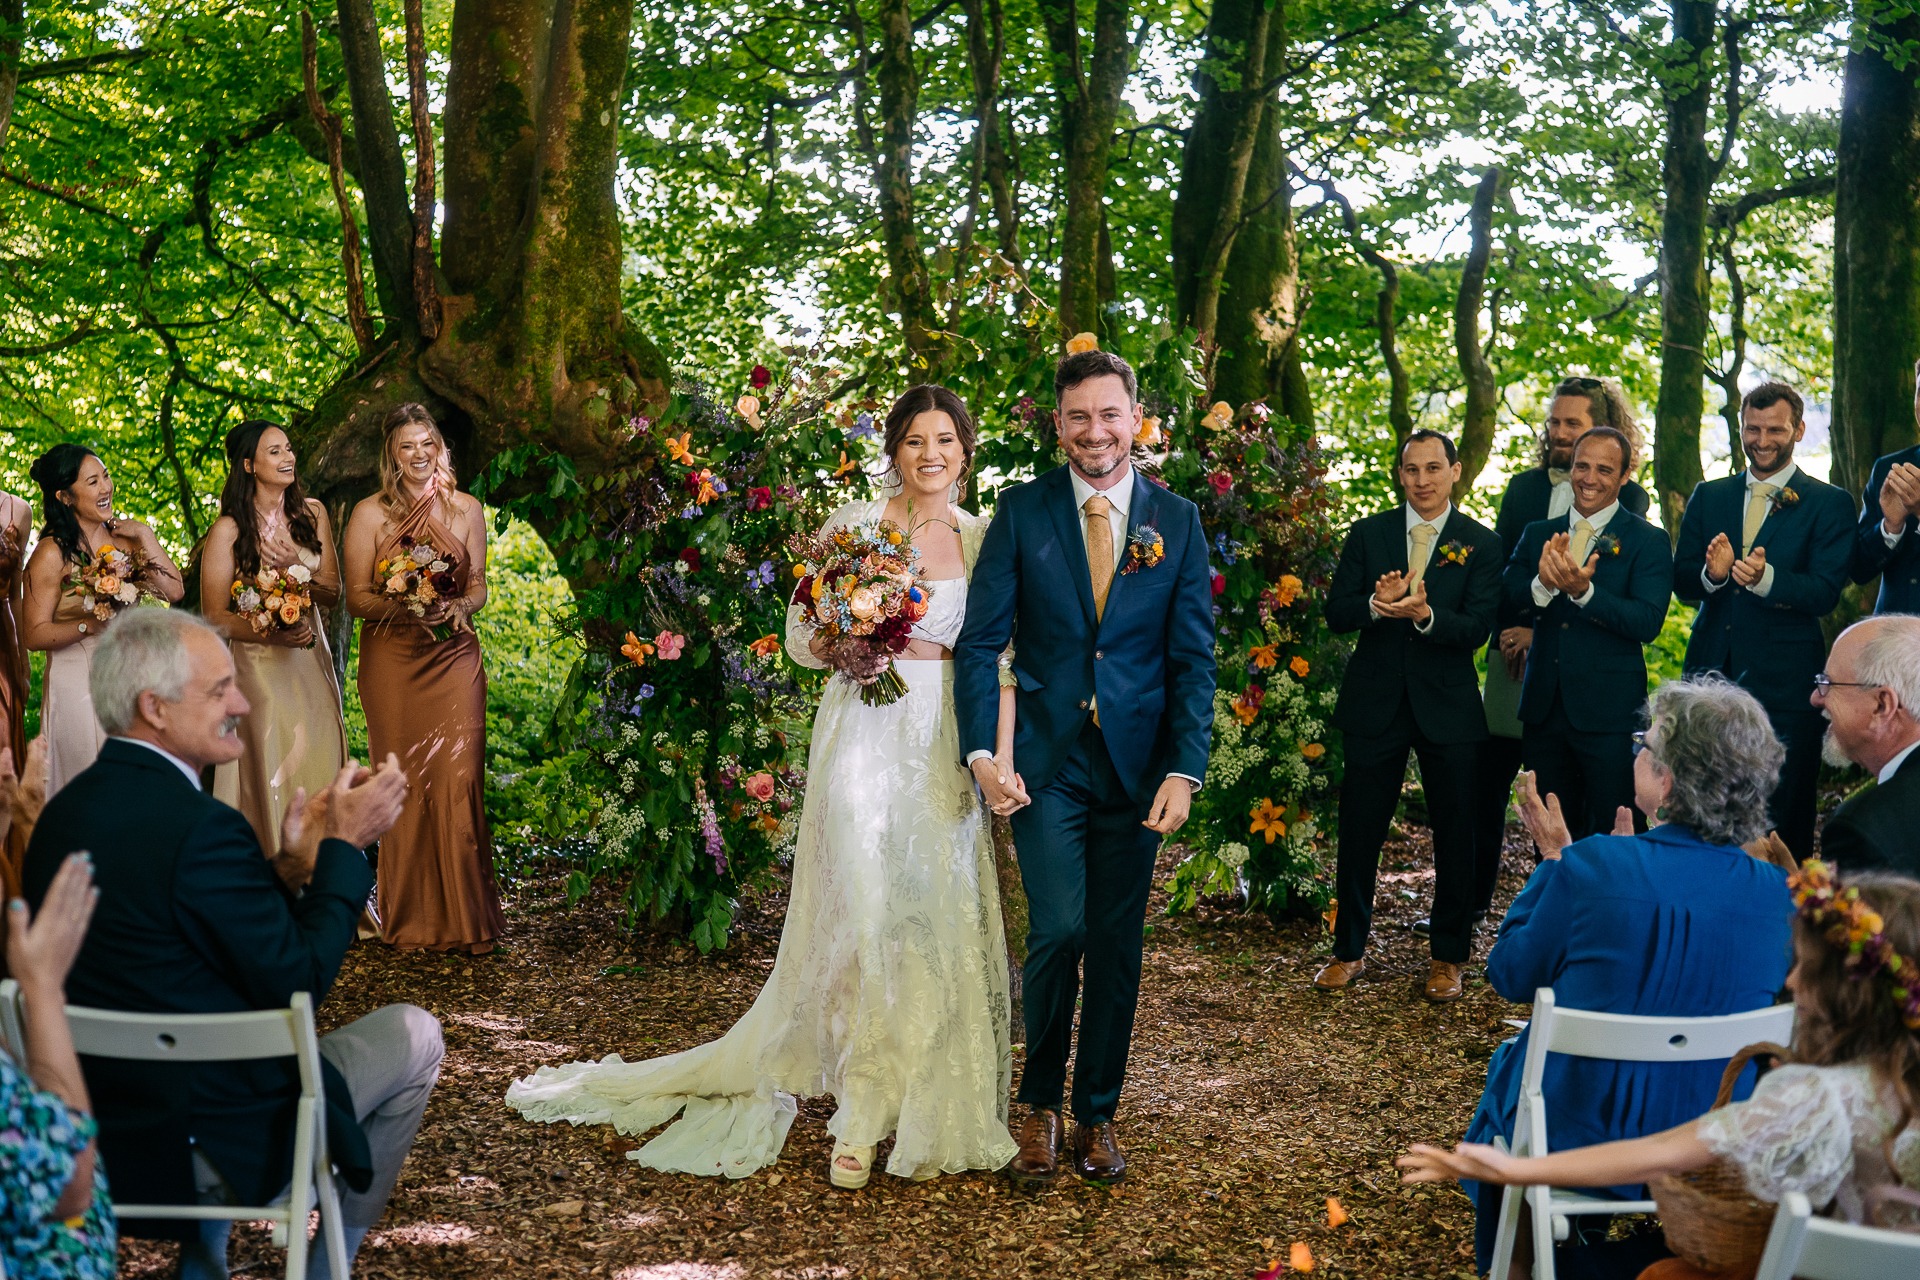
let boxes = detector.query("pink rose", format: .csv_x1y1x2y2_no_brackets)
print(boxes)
656,631,686,660
1207,470,1233,496
743,772,775,801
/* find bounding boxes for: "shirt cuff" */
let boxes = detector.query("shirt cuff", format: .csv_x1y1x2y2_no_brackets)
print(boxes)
1885,521,1905,549
1530,576,1556,609
1570,582,1596,607
1700,565,1729,593
1413,609,1436,634
1368,600,1381,621
1169,772,1202,794
964,750,994,767
1749,562,1775,597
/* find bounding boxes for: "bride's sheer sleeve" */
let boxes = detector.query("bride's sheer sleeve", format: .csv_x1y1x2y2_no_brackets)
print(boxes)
1696,1064,1855,1210
784,500,870,669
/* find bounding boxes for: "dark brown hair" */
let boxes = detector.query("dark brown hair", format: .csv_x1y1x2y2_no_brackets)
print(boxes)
219,420,321,577
1054,349,1138,407
1398,428,1458,467
1741,380,1805,425
881,385,977,493
1541,376,1646,470
1573,425,1635,472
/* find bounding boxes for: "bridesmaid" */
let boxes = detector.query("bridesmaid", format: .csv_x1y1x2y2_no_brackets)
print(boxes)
0,484,33,894
201,420,350,854
343,403,503,953
21,445,183,796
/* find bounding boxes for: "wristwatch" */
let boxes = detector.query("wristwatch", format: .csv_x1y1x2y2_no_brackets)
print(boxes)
77,622,88,634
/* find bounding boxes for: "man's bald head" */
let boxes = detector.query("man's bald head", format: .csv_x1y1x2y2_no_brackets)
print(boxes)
1817,614,1920,775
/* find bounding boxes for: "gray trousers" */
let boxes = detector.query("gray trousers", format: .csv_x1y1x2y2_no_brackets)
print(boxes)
192,1003,443,1238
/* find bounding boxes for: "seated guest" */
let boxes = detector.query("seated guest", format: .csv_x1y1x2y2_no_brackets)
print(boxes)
1457,676,1795,1275
1815,614,1920,877
1400,866,1920,1261
20,609,428,1280
4,819,114,1278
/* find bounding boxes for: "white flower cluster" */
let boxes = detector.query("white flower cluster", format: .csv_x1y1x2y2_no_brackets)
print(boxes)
1216,841,1251,869
595,800,649,855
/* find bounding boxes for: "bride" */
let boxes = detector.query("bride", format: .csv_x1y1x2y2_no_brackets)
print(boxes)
508,384,1024,1186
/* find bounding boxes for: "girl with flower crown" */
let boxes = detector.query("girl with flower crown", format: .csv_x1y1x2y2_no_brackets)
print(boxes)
1399,866,1920,1268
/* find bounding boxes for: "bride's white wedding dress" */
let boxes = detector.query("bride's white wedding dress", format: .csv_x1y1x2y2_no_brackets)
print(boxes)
506,499,1017,1180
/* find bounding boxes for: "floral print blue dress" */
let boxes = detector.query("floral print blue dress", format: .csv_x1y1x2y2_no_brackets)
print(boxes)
0,1050,115,1278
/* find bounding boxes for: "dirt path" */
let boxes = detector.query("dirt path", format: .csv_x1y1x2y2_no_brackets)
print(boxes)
119,821,1534,1279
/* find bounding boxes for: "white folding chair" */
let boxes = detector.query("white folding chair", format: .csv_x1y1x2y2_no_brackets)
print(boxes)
1489,986,1797,1280
1752,1190,1920,1279
0,979,348,1280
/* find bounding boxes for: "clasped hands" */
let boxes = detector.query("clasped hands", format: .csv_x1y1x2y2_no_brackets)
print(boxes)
1370,571,1431,623
1880,460,1920,532
1537,532,1598,597
968,759,1193,835
271,752,410,891
1704,532,1767,588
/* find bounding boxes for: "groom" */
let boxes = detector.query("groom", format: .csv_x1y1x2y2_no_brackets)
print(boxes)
955,349,1215,1189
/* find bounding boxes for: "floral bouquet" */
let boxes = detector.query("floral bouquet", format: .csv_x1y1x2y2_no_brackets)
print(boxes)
68,543,155,622
231,564,315,639
377,535,460,641
786,518,932,706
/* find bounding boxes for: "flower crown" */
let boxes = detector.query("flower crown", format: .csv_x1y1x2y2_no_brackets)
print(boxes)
1789,859,1920,1031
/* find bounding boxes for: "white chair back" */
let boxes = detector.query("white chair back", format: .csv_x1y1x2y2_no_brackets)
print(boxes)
1753,1191,1920,1280
0,979,347,1279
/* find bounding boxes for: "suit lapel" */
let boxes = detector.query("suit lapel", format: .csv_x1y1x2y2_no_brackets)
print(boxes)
1098,469,1157,625
1749,471,1802,552
1044,466,1098,629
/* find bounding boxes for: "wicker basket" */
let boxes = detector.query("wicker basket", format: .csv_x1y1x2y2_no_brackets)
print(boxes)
1649,1041,1792,1272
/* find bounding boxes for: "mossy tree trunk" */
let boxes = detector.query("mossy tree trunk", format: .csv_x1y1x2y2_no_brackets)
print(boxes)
1452,166,1503,499
1042,0,1133,346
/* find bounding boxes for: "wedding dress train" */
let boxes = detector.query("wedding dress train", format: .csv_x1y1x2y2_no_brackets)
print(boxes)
507,501,1016,1180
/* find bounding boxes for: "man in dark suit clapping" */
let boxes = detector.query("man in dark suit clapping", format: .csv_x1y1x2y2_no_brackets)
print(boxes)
22,609,431,1280
1503,427,1672,839
1317,430,1502,1003
1812,614,1920,876
1673,380,1856,860
1846,370,1920,614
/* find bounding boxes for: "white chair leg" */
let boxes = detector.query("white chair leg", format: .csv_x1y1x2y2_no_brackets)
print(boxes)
1490,1181,1524,1280
282,1100,316,1279
1529,1186,1558,1280
317,1165,349,1280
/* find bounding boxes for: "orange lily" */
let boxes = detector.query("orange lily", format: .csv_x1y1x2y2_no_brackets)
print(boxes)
1327,1196,1348,1228
1249,642,1279,670
1289,655,1310,678
832,450,858,480
693,468,720,504
664,432,695,464
1322,899,1338,933
748,632,781,658
1302,742,1326,760
1250,798,1286,844
620,631,655,666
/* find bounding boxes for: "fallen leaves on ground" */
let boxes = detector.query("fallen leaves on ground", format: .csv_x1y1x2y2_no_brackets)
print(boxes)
117,818,1536,1279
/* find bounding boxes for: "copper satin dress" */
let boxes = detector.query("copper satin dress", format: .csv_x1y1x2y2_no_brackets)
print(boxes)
358,497,503,953
212,547,350,855
42,588,106,800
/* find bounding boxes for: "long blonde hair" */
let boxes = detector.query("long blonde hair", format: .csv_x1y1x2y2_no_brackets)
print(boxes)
378,403,459,520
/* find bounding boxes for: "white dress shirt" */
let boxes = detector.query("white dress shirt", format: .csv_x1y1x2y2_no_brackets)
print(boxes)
1369,503,1449,634
1545,473,1576,521
1531,499,1620,609
110,735,202,790
1070,464,1131,573
1702,462,1796,599
1880,738,1920,786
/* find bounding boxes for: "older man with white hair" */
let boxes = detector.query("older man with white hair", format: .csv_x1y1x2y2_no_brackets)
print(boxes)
20,608,431,1279
1813,613,1920,876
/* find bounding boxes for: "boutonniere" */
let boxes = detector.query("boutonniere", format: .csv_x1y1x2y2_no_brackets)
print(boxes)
1589,532,1623,558
1434,539,1473,566
1121,525,1165,574
1768,485,1801,515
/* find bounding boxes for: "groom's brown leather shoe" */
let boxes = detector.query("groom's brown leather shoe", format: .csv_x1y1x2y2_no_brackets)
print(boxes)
1423,960,1465,1003
1312,956,1365,991
1007,1108,1063,1191
1070,1121,1127,1185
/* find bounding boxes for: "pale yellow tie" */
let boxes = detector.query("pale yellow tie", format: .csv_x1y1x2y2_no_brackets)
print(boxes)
1570,517,1595,566
1084,495,1115,726
1405,523,1436,592
1743,483,1778,556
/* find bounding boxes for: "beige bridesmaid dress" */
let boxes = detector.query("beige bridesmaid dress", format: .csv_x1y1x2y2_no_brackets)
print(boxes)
42,588,106,799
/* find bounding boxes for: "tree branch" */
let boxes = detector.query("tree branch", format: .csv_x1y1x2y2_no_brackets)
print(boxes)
402,0,442,339
302,9,376,354
1711,172,1836,228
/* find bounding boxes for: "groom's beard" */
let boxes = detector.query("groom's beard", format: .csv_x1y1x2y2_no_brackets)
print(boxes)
1063,438,1126,478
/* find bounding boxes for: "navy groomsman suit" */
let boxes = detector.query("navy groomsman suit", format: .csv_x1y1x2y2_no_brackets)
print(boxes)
1503,504,1672,838
1673,463,1855,858
1849,445,1920,613
1324,503,1502,969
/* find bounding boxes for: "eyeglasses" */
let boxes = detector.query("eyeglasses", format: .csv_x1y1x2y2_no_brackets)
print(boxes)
1631,731,1651,756
1812,674,1881,694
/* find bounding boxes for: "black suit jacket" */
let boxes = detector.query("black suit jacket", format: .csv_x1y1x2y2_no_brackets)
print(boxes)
1326,506,1503,744
1849,446,1920,614
21,739,374,1232
1672,470,1856,712
1820,748,1920,877
1503,508,1673,734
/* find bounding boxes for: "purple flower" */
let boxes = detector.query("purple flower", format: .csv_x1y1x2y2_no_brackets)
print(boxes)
638,684,654,698
847,412,877,441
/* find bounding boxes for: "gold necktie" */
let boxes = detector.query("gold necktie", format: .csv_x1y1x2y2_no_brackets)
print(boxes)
1084,494,1115,621
1570,517,1595,566
1743,483,1778,556
1405,523,1436,592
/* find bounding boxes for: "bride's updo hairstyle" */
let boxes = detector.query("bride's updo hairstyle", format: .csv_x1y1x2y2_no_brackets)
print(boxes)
30,442,103,566
880,384,977,496
378,402,459,521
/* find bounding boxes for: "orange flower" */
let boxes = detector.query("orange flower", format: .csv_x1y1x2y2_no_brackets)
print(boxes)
620,631,655,666
693,468,720,504
748,632,781,658
1277,573,1303,604
1327,1196,1348,1228
1248,642,1279,670
1289,655,1310,678
1065,331,1100,354
1202,400,1234,431
1322,899,1338,933
758,813,781,833
832,450,858,480
1250,798,1286,844
664,432,695,464
1290,1242,1315,1272
1135,415,1163,448
1302,742,1326,760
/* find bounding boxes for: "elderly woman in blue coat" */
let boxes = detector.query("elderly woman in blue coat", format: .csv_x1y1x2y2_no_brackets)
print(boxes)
1462,675,1795,1273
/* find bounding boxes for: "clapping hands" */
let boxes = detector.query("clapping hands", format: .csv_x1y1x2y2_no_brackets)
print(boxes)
1704,532,1766,587
1880,461,1920,532
1537,532,1598,596
1370,571,1430,622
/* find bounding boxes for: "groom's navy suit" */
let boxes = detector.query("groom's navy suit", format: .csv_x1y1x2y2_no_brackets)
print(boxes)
955,464,1215,1126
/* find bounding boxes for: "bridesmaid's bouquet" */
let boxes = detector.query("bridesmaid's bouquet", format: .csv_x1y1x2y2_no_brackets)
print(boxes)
68,543,155,622
231,564,315,638
377,535,460,641
787,518,932,706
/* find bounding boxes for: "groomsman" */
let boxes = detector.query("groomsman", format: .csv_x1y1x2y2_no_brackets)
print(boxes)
1673,381,1855,859
1318,430,1502,1003
1503,427,1672,838
1438,378,1652,939
1847,372,1920,611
